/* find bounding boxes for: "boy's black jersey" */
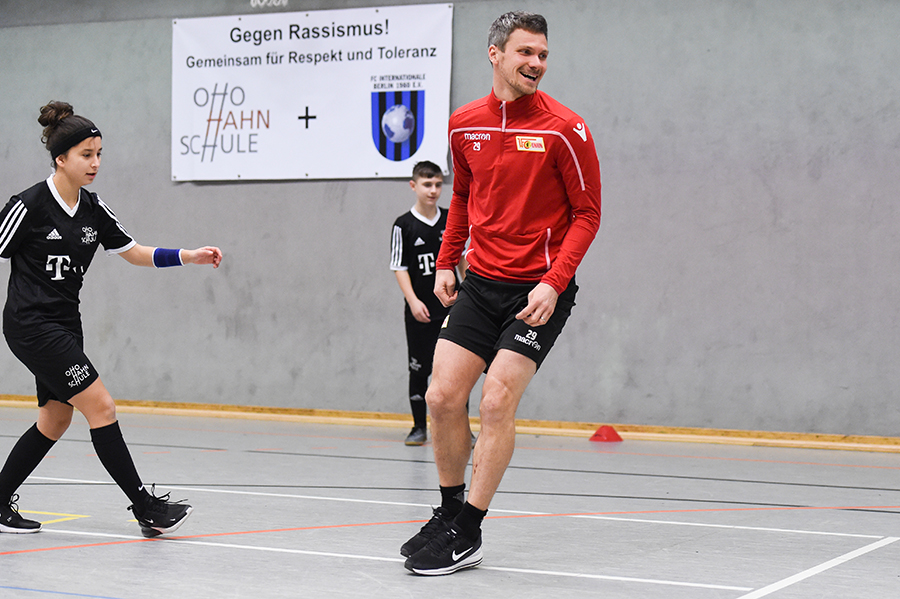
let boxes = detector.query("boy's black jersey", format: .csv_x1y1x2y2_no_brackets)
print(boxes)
0,176,135,335
390,206,454,318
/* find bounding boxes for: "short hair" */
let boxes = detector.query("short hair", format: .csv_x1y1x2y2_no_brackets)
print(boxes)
412,160,443,180
488,11,548,51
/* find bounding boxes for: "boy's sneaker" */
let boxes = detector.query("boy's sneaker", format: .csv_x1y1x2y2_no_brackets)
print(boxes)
128,485,193,538
0,495,41,534
404,523,483,575
400,506,453,557
404,427,427,446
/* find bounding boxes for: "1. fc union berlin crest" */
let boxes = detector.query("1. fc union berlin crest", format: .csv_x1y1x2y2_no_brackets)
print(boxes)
371,90,425,161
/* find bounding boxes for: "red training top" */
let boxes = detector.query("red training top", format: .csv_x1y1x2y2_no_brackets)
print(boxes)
437,89,602,295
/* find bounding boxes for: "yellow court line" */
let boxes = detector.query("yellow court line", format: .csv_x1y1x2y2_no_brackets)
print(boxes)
22,510,90,525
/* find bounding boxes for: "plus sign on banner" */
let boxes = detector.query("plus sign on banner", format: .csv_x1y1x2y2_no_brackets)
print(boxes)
171,3,452,181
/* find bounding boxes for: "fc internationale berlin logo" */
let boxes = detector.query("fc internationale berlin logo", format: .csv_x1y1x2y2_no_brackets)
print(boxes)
371,90,425,162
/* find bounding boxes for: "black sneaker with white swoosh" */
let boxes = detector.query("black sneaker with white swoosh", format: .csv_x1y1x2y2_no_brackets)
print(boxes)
128,485,193,538
404,523,483,575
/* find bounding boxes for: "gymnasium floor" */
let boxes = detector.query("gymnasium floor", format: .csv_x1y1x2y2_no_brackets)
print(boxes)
1,404,898,598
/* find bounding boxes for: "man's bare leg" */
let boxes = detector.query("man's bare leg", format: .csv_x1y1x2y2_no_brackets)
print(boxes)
467,349,536,510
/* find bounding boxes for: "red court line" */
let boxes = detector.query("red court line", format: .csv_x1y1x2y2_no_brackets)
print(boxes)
6,503,897,556
0,538,150,555
0,519,416,556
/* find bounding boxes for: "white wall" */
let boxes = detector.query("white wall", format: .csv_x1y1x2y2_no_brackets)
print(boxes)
1,0,898,435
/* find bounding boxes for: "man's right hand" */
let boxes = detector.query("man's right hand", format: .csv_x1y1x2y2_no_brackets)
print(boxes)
433,269,459,307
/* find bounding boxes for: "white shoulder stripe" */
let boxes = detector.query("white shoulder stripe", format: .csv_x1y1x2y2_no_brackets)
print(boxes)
0,200,28,256
449,127,587,192
96,196,119,219
96,196,134,241
505,128,586,191
390,224,403,269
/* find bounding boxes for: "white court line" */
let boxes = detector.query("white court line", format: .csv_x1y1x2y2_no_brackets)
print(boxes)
42,529,752,591
32,476,885,539
33,477,892,593
571,515,884,539
481,566,752,591
735,536,899,599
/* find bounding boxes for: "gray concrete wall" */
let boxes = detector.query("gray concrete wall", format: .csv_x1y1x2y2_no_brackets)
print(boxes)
1,0,898,435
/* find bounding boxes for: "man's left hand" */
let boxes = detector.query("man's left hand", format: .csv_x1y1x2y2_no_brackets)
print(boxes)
515,282,558,326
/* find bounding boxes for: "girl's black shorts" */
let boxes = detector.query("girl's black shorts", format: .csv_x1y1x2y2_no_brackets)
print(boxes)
5,325,99,406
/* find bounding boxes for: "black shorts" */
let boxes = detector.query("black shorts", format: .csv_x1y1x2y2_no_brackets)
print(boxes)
404,306,445,377
4,325,99,406
439,271,577,370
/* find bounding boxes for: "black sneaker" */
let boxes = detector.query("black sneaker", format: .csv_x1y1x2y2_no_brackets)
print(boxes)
400,506,453,557
128,485,193,538
404,427,427,446
0,494,41,534
404,523,483,575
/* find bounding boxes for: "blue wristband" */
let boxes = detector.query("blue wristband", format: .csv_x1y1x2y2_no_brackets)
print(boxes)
152,247,183,268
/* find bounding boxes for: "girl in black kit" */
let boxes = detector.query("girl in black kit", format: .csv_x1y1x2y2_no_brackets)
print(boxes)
0,101,223,537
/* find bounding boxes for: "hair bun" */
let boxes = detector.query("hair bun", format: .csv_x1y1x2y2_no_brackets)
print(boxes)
38,101,75,125
38,101,75,144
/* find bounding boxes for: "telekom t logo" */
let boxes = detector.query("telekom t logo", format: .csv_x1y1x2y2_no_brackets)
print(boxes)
417,252,435,275
46,255,71,281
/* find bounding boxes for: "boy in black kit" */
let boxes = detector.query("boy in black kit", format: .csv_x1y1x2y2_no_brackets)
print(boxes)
390,161,466,445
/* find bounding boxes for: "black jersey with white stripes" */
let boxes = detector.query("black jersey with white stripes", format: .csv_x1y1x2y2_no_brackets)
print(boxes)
390,206,454,317
0,177,135,335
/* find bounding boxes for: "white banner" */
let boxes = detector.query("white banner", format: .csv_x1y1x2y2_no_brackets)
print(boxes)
171,4,453,181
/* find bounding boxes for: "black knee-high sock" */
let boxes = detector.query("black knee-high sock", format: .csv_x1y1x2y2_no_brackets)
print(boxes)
409,371,429,429
90,421,149,506
0,424,56,501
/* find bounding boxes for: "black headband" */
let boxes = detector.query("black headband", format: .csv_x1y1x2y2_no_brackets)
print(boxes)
50,124,102,159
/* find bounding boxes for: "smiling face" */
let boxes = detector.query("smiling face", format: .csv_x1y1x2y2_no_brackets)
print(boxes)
489,28,548,102
55,136,102,188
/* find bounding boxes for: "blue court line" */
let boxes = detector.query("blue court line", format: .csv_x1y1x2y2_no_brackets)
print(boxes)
0,587,125,599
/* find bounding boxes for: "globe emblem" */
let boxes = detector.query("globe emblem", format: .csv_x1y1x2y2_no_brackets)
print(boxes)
381,104,416,143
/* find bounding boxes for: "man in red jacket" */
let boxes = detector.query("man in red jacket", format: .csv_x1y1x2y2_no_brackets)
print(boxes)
402,11,602,575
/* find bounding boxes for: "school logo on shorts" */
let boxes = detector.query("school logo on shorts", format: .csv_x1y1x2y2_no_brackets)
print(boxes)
515,136,546,152
65,363,91,388
371,90,425,161
441,315,449,328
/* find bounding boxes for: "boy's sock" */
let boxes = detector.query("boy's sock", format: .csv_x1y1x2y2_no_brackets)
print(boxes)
453,501,487,541
90,421,150,506
0,424,56,500
439,483,466,516
409,372,429,429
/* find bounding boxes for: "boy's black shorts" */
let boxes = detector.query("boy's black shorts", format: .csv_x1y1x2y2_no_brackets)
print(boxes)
4,325,99,406
439,271,577,370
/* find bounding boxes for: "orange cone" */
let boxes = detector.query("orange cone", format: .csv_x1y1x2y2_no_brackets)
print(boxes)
589,425,622,442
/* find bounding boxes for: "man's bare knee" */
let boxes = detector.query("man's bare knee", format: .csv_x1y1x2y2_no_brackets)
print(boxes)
426,382,466,414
